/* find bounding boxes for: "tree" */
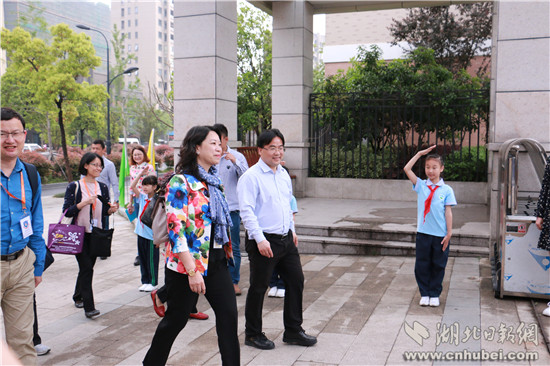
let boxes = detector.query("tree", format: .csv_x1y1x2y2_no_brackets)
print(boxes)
237,1,272,140
389,2,493,75
1,24,108,181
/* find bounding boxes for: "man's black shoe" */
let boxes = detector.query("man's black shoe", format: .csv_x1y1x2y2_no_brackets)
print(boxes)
100,257,107,260
74,300,84,309
134,256,140,266
245,333,275,350
283,330,317,346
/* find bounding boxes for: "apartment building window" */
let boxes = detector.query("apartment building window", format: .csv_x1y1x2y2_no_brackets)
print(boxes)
127,59,131,65
158,56,162,63
135,19,138,26
128,44,131,52
164,20,167,29
164,9,167,16
121,8,125,16
158,32,162,39
170,22,174,28
135,44,139,51
158,19,162,26
158,69,162,77
158,44,162,51
158,81,162,88
135,57,138,63
127,19,131,27
128,7,131,15
158,6,162,14
127,32,131,39
135,6,138,14
170,34,174,40
170,9,173,16
164,33,167,42
135,32,138,39
121,21,125,29
164,70,168,79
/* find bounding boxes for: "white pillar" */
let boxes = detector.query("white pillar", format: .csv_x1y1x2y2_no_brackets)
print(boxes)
172,0,238,150
489,0,550,242
271,1,314,197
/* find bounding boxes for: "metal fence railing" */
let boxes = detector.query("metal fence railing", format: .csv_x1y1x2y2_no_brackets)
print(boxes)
309,89,490,182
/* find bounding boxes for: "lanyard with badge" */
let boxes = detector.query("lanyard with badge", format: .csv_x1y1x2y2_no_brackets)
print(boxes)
81,179,99,231
0,172,34,239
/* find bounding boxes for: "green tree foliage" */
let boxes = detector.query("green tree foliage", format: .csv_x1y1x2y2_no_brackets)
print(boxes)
312,46,487,153
389,3,493,76
237,1,272,138
1,24,108,181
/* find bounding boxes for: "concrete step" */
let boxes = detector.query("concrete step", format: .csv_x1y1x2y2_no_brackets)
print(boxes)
297,235,489,258
296,224,489,248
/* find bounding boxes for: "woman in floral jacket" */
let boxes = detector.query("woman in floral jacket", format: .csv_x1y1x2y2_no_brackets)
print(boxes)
143,126,239,366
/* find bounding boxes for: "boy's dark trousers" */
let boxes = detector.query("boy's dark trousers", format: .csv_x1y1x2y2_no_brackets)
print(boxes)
137,235,159,286
415,232,449,297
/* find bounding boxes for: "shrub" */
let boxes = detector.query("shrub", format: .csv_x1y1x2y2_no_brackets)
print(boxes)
53,151,83,181
155,144,173,157
444,146,487,182
19,152,53,183
107,152,123,172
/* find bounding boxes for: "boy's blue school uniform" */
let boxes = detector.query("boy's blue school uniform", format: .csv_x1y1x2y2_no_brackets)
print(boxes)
135,193,159,286
413,178,457,297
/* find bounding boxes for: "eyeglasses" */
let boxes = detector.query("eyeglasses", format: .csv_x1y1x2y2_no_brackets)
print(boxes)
88,163,103,169
262,146,285,153
0,130,26,140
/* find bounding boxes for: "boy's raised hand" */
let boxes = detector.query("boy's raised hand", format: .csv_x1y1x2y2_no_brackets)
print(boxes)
418,145,437,156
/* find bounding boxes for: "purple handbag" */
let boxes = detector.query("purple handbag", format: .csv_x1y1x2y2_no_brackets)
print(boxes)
47,210,85,255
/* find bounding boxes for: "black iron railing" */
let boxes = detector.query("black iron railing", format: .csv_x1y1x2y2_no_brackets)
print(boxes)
309,89,490,182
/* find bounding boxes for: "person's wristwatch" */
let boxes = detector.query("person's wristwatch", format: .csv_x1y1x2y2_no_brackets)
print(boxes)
187,268,196,277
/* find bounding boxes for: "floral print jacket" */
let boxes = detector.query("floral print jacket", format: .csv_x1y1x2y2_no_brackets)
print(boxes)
164,174,233,276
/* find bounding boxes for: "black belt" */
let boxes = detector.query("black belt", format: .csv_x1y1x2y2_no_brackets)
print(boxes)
264,231,291,240
1,248,25,261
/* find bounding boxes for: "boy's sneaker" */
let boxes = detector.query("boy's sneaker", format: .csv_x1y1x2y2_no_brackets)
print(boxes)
429,297,440,307
276,288,285,298
268,287,277,297
139,284,147,291
419,296,430,306
142,284,156,292
35,344,51,356
542,302,550,317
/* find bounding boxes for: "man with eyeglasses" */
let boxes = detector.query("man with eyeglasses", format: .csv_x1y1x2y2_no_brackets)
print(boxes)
1,107,46,365
238,129,317,350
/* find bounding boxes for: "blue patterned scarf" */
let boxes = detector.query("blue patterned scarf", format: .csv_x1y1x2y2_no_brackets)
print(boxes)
197,164,232,247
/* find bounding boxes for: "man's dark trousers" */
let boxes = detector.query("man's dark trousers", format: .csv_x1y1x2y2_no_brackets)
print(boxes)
245,231,304,337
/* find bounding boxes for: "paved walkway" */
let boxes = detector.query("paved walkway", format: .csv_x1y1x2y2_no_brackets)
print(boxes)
23,195,550,365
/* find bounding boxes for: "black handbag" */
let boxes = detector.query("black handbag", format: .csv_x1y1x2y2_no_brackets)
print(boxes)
140,194,158,229
89,204,114,257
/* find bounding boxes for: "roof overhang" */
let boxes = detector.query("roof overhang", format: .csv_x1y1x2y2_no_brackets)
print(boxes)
249,1,484,15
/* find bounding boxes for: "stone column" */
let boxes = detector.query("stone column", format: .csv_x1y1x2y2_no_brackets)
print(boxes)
488,1,550,242
271,1,314,197
172,1,238,150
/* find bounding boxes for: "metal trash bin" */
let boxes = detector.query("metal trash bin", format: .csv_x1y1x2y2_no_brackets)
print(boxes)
492,138,549,299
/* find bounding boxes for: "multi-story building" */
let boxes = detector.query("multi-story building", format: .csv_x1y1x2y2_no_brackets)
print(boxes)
111,0,174,97
3,0,111,84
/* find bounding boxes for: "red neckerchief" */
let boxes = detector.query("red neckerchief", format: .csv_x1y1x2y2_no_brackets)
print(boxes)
423,184,440,223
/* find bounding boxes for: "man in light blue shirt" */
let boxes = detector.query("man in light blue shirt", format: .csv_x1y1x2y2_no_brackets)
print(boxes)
213,124,248,296
238,129,317,350
1,107,46,365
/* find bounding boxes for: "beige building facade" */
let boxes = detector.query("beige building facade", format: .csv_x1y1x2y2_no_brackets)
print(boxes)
111,0,174,97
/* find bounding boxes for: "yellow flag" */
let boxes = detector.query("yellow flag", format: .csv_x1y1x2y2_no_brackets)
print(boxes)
147,129,155,168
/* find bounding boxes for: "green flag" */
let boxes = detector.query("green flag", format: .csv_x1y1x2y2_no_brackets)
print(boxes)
118,139,130,207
